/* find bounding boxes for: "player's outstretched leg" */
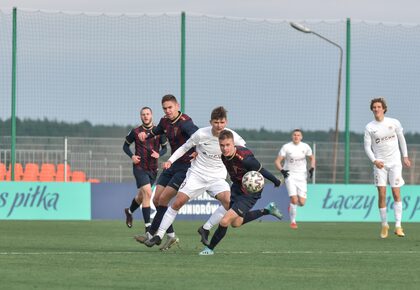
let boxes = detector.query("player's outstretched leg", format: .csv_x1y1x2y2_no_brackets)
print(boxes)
144,235,162,247
159,236,180,251
199,246,214,256
134,232,153,243
265,202,283,220
197,226,210,246
124,208,133,228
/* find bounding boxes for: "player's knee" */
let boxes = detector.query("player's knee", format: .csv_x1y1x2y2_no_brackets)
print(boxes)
231,219,242,228
172,199,186,211
142,190,152,199
135,193,142,204
220,218,231,228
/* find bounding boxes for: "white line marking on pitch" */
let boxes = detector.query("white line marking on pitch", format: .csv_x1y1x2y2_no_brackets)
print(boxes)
1,250,420,255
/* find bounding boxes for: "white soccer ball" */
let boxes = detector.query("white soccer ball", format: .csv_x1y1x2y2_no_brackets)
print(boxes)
242,171,265,194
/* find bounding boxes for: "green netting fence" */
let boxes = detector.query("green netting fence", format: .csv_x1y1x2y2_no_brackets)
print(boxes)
1,8,420,182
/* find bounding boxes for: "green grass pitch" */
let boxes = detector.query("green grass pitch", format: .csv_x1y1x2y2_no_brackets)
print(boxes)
1,220,420,290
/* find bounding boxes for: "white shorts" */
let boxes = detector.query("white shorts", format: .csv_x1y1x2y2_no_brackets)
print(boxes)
285,174,307,199
178,169,230,200
374,164,404,187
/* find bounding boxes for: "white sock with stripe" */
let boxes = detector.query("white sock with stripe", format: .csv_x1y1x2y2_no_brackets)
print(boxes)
203,205,227,231
156,207,178,239
394,201,402,228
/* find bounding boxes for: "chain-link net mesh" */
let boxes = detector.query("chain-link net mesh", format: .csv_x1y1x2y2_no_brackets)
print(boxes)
1,9,420,183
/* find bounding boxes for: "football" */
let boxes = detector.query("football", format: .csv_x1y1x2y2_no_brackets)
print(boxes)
242,171,265,193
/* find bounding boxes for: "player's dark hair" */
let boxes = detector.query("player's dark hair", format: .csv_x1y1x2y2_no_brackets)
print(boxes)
219,129,234,141
370,97,387,113
161,94,178,104
140,106,152,114
211,106,227,121
292,128,302,134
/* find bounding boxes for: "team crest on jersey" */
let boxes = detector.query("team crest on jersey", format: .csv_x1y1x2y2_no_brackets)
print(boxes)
388,126,393,130
232,165,239,174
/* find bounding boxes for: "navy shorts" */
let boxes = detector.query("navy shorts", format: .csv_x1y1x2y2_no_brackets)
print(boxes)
133,167,157,189
229,184,261,217
156,161,190,190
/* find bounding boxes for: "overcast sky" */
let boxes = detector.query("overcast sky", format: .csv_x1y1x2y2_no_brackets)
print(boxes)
1,0,419,24
1,0,419,133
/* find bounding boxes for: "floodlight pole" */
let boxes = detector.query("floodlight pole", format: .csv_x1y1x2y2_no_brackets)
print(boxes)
290,22,343,183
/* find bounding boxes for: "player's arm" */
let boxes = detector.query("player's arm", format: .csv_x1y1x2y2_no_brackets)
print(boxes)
274,148,288,178
158,134,168,157
181,119,199,139
123,130,140,164
307,145,316,177
308,155,316,178
363,128,376,163
140,120,165,141
395,121,411,167
167,131,200,165
244,156,281,187
274,155,284,171
123,131,135,158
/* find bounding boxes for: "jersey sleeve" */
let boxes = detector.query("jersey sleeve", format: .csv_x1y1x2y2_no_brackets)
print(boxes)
159,134,168,157
395,120,408,157
305,143,313,156
168,129,200,163
279,145,286,157
150,119,165,137
231,129,246,146
181,119,199,138
123,130,135,158
125,129,135,144
243,156,280,186
364,126,376,162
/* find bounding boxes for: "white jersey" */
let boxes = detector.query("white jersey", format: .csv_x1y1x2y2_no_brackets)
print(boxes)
364,117,408,165
168,126,246,179
279,142,313,174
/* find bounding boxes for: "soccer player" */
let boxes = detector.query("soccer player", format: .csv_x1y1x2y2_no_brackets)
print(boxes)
199,130,282,255
364,97,411,238
135,94,198,250
144,107,282,248
274,129,315,229
123,107,168,231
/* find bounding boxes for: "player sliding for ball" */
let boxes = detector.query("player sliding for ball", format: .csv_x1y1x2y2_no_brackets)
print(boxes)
199,129,282,256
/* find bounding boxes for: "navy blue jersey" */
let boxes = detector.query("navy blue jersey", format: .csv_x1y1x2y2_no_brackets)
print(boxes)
151,112,198,164
222,146,280,194
125,125,167,172
222,146,258,189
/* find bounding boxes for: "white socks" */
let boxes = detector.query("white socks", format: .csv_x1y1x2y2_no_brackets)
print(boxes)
379,202,403,227
203,206,227,231
289,203,297,223
379,207,388,226
156,207,178,239
394,201,402,228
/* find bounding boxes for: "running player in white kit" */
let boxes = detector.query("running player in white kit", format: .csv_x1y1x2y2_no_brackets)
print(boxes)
144,106,282,248
274,129,315,229
364,97,411,238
